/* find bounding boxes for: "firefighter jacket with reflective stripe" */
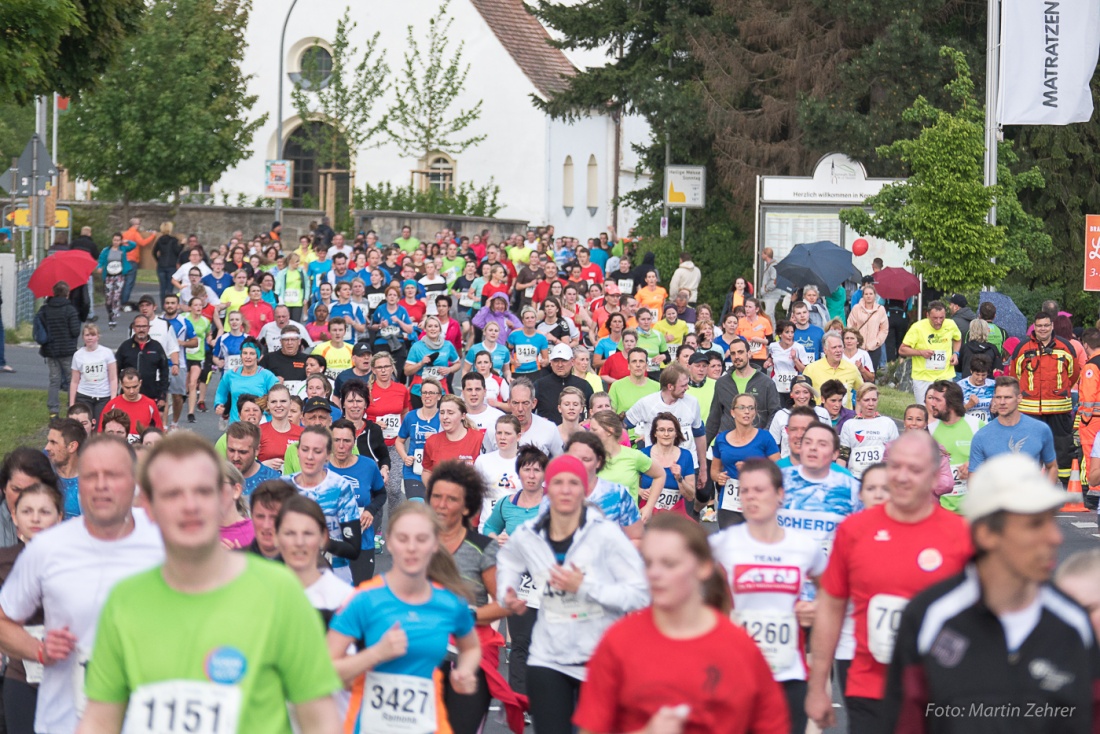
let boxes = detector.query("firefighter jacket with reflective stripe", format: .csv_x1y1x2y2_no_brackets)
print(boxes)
1007,335,1079,415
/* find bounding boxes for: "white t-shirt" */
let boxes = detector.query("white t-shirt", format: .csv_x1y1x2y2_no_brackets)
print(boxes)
418,275,448,315
624,392,703,464
474,450,522,529
709,524,827,681
172,260,212,284
768,342,811,394
178,283,221,307
839,415,899,479
305,569,354,611
768,406,831,458
467,405,505,434
70,346,116,398
257,320,314,353
0,513,164,733
842,349,873,374
146,316,181,362
483,414,563,457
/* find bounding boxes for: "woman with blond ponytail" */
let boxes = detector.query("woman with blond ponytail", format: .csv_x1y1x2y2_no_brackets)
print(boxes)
327,502,480,734
575,511,790,734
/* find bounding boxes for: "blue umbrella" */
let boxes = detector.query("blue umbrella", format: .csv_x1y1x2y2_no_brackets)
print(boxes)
978,292,1028,340
774,241,854,294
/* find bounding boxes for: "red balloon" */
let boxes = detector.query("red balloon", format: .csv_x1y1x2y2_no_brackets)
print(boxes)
852,238,869,257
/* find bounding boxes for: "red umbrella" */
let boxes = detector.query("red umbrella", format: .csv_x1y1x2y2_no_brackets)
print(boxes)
872,267,920,301
28,250,99,297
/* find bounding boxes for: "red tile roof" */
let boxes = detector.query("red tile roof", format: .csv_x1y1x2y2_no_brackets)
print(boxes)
468,0,577,99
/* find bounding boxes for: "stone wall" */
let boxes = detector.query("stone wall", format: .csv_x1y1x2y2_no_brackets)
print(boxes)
354,210,530,244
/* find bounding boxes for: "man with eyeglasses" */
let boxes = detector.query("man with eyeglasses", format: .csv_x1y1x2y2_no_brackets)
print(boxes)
115,316,170,406
482,378,563,457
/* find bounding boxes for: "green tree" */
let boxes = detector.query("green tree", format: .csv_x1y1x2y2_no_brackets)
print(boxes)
386,0,485,159
60,0,264,208
0,0,146,105
838,48,1048,293
290,9,390,171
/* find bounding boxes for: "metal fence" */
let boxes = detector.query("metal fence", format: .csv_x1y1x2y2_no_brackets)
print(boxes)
15,259,34,325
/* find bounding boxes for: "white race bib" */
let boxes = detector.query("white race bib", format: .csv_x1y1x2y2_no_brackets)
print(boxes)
380,325,400,338
970,410,989,423
851,444,884,470
516,572,540,603
868,593,908,664
647,356,664,372
413,448,424,476
540,585,603,623
458,296,476,308
421,366,443,381
926,350,947,371
719,478,741,513
283,288,302,306
123,679,242,734
774,371,795,393
22,625,44,684
377,414,401,440
224,354,242,373
736,609,799,674
367,293,386,310
82,361,107,384
359,671,436,734
515,344,537,363
949,465,967,496
185,341,203,358
106,261,123,276
653,487,681,512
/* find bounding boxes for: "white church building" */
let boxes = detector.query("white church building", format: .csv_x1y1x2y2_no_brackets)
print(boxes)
213,0,652,237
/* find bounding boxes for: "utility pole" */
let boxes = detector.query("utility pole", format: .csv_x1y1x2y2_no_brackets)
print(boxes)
274,0,301,226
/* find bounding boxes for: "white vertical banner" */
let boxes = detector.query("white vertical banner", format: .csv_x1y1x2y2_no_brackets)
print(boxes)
998,0,1100,125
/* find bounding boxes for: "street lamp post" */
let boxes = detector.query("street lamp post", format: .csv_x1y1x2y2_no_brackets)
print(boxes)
274,0,301,225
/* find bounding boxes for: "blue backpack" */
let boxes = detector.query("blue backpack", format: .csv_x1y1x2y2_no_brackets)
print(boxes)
33,308,49,346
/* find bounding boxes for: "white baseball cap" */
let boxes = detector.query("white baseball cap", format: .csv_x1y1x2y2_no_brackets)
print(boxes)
549,343,574,361
963,454,1067,522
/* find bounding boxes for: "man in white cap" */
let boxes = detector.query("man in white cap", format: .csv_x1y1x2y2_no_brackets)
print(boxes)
882,453,1099,732
533,343,593,424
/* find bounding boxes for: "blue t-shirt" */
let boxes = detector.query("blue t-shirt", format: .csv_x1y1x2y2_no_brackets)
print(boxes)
201,272,233,296
593,336,620,361
330,579,474,696
793,325,824,360
507,330,549,375
307,260,332,293
214,368,279,421
330,302,366,326
778,465,862,554
640,445,696,490
956,376,995,422
968,415,1056,473
406,340,460,397
464,342,511,372
214,333,248,365
328,457,386,549
288,469,360,569
589,248,609,272
59,474,80,519
371,305,415,350
711,430,780,477
397,410,440,480
243,463,280,497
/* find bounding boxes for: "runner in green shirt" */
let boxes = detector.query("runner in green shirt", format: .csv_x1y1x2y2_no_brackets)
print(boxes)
81,433,342,734
608,348,660,415
925,379,985,513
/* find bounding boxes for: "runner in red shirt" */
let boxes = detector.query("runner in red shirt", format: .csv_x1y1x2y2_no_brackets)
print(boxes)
257,384,301,465
364,352,411,446
99,369,162,441
576,247,604,285
806,431,972,733
421,396,484,484
575,513,789,734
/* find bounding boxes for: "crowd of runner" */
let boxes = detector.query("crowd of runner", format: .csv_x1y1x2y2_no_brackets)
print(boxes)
0,220,1097,733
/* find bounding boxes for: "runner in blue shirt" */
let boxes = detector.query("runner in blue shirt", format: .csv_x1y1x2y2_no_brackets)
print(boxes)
710,393,781,529
395,380,442,501
328,419,387,585
507,309,550,376
327,502,480,734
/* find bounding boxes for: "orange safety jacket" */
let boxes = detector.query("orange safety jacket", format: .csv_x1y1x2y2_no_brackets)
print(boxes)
1077,354,1100,456
1007,334,1080,415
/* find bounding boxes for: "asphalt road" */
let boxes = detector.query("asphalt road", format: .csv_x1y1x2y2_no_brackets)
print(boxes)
3,284,1096,733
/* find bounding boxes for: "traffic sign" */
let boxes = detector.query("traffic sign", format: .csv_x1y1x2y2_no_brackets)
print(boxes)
664,166,706,209
5,205,69,229
6,135,58,197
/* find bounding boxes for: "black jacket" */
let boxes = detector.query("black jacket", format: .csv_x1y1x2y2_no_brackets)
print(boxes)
115,337,170,400
534,370,594,424
884,565,1100,734
70,235,99,259
152,235,182,270
37,297,81,359
705,368,781,443
959,339,1003,377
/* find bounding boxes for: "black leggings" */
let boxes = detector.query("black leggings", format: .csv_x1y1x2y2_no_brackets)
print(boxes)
349,548,375,585
717,508,745,530
4,676,36,734
442,665,490,734
782,680,808,734
527,666,582,734
507,607,538,695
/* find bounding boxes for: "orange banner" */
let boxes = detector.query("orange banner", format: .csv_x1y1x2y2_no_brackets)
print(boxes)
1086,215,1100,292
